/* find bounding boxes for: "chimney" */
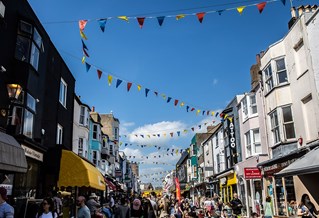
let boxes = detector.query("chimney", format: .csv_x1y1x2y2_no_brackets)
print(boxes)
256,54,261,66
298,5,304,16
311,5,318,12
91,106,95,112
304,5,311,12
290,7,297,18
288,7,298,29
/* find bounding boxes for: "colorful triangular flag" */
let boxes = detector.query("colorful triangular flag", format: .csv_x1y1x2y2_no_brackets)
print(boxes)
176,14,185,20
157,16,165,26
281,0,286,5
118,16,129,22
97,70,102,79
154,91,158,96
98,19,107,32
127,82,132,92
196,12,206,23
80,31,88,40
167,97,172,103
174,99,179,106
85,62,91,72
79,20,88,31
186,106,190,112
137,17,145,28
256,2,267,13
196,110,200,115
116,79,123,88
177,131,180,136
217,10,225,15
145,88,150,97
108,75,113,86
237,6,246,15
83,48,89,57
137,85,142,91
81,56,85,64
81,39,88,51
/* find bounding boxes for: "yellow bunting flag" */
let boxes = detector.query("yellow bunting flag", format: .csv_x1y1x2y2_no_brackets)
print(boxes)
183,129,188,133
176,149,179,154
118,16,129,22
176,14,185,20
237,6,246,15
137,85,142,91
211,111,215,116
81,56,86,64
80,31,88,40
180,102,185,107
196,110,200,115
147,135,150,138
161,94,166,100
108,75,113,86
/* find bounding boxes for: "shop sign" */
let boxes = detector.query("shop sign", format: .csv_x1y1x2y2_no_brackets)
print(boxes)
21,145,43,162
263,158,297,176
244,168,262,179
229,121,236,148
115,170,122,177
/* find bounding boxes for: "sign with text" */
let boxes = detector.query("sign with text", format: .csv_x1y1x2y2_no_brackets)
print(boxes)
244,167,262,179
21,145,43,162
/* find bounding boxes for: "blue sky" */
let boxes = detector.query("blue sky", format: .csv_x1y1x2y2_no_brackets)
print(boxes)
29,0,316,186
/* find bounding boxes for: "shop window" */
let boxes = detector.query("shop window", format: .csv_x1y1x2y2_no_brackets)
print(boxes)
56,123,63,144
282,106,296,139
275,177,296,216
15,21,42,71
59,78,67,108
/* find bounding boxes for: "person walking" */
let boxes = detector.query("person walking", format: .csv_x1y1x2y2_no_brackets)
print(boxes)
36,197,58,218
230,193,243,217
114,197,130,218
52,191,63,218
0,187,14,218
77,196,90,218
298,194,319,218
131,198,143,218
264,196,273,218
87,193,101,217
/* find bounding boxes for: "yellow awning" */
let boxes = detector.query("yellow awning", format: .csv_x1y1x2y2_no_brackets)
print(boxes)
58,150,105,191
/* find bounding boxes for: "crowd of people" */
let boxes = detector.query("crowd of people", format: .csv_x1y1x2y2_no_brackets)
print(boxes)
1,186,319,218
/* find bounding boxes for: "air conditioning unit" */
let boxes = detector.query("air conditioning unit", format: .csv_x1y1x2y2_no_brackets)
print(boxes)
0,1,5,18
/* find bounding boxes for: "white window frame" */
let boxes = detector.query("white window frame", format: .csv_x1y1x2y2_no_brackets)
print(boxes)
79,106,85,125
57,123,63,144
78,138,83,156
282,105,296,140
242,97,248,119
249,94,257,115
245,131,252,157
59,78,67,108
275,58,288,85
270,110,280,144
264,63,274,92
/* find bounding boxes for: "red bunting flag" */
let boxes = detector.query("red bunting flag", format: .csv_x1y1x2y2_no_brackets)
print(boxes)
191,108,195,112
174,100,179,106
137,17,145,28
196,12,206,23
79,20,88,31
97,70,102,79
127,82,132,92
256,2,267,13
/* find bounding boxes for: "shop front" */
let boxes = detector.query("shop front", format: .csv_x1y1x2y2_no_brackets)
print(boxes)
217,169,237,203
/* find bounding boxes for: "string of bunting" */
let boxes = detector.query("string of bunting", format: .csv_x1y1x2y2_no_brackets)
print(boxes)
126,149,184,159
139,170,172,178
130,161,175,166
77,0,283,31
121,142,184,152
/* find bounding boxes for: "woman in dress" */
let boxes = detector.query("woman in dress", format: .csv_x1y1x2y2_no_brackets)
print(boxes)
36,197,58,218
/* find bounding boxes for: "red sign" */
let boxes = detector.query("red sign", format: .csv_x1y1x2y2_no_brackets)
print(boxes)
244,167,262,179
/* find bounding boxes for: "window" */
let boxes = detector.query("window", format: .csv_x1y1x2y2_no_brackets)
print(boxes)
56,124,63,144
93,124,98,140
187,159,191,168
15,21,42,71
253,129,261,154
109,144,113,155
26,93,36,112
79,106,85,125
114,127,119,140
245,131,251,157
242,98,248,119
264,64,274,92
78,138,83,156
59,78,67,107
23,110,34,138
215,134,219,148
282,106,296,139
276,58,288,84
270,110,280,144
217,154,221,172
250,95,257,114
92,151,97,165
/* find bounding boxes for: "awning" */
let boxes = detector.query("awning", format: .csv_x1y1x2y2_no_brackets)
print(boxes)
276,147,319,177
58,150,105,191
105,179,117,191
0,131,27,173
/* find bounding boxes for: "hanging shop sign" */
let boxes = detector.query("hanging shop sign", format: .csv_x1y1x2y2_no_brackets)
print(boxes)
244,167,262,179
21,145,43,162
229,119,236,149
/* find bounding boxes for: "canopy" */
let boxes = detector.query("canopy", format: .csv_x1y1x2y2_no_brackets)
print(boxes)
0,131,27,173
58,150,105,191
105,179,117,191
276,147,319,177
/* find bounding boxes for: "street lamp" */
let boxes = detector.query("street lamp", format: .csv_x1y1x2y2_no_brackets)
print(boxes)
7,84,22,100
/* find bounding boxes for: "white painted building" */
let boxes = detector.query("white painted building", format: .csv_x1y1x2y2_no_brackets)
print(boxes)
72,96,90,159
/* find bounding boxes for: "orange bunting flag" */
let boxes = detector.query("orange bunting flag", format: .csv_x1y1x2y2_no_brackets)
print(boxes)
191,108,195,112
79,20,88,31
196,110,200,115
80,31,88,40
127,82,132,92
256,2,267,13
196,12,206,23
97,70,102,79
174,100,179,106
137,85,142,91
237,6,246,15
118,16,129,22
108,75,113,86
176,14,185,20
137,17,145,28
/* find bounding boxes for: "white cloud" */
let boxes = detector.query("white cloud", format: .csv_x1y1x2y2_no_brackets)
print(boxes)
213,79,218,85
122,122,135,127
128,121,187,145
120,122,135,136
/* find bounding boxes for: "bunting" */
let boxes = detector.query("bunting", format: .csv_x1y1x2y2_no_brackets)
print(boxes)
98,19,107,32
118,16,129,22
79,20,88,31
137,17,145,28
196,12,206,23
116,79,123,88
157,16,165,26
97,70,102,79
237,6,246,15
176,14,186,20
257,2,267,13
108,75,113,86
85,62,91,72
127,82,133,92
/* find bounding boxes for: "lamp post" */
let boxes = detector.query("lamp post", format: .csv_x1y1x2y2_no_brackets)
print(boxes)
7,84,22,100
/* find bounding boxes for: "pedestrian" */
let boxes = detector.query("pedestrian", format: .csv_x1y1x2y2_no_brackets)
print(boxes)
131,198,143,218
297,194,319,218
264,196,273,218
0,187,14,218
251,212,259,218
77,196,90,218
230,193,243,217
86,193,101,217
221,209,228,218
36,197,58,218
52,191,63,218
114,197,130,218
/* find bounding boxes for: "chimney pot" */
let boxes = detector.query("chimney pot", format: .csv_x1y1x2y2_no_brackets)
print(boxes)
256,54,261,66
290,7,297,18
304,5,311,12
298,5,304,16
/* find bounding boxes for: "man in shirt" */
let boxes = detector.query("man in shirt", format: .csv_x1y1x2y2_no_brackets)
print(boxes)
230,193,243,216
0,187,14,218
77,196,90,218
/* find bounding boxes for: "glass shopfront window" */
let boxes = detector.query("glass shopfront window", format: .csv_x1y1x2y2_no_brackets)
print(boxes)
275,177,296,216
